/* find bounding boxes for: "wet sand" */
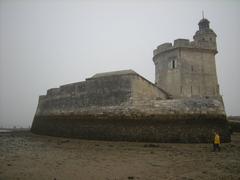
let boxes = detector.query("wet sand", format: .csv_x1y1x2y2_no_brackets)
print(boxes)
0,131,240,180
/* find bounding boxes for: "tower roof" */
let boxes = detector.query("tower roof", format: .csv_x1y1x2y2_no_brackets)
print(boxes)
194,17,216,37
198,18,210,30
198,18,210,25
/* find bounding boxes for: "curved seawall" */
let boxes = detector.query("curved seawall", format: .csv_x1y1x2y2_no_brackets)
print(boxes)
32,96,231,143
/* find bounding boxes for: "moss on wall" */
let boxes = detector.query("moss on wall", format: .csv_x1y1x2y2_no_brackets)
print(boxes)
31,114,230,143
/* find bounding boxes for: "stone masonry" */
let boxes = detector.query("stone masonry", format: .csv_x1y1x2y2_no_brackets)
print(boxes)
31,18,231,143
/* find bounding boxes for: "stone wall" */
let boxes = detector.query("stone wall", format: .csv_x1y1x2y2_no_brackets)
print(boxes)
180,49,219,97
131,75,168,100
36,70,169,116
32,93,231,143
32,71,230,143
32,114,229,143
37,75,132,116
153,48,181,97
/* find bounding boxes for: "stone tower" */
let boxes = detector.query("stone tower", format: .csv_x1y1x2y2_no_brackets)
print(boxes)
153,18,219,98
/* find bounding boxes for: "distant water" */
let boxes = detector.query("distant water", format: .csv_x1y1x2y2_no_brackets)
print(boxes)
0,129,12,132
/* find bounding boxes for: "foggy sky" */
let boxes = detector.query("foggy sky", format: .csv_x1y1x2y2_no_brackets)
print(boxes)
0,0,240,128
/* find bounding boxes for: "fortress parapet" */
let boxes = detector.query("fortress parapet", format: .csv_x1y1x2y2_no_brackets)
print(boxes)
174,39,190,47
153,39,217,61
153,39,192,57
36,70,169,111
153,43,172,56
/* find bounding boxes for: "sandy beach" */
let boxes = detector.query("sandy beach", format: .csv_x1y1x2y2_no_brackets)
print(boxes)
0,131,240,180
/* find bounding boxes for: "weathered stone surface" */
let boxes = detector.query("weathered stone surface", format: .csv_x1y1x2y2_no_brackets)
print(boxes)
32,114,230,143
32,77,230,142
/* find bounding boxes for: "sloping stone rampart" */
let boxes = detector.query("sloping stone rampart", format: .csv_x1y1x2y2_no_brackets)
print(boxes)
32,71,230,143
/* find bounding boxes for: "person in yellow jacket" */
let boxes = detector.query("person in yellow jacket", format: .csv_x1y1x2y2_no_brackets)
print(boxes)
213,131,221,152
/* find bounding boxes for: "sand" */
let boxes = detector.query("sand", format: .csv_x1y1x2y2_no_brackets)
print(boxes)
0,131,240,180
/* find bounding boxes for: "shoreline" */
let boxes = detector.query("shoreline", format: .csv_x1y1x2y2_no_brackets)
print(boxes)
0,131,240,179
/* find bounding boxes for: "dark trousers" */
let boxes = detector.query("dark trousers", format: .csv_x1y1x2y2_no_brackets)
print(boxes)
213,143,220,152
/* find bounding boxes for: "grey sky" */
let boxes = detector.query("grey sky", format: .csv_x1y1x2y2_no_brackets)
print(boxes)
0,0,239,128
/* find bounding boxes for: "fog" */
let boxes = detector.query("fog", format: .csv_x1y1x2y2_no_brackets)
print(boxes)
0,0,239,128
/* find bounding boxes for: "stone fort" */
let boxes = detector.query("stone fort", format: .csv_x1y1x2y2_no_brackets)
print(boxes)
31,18,231,143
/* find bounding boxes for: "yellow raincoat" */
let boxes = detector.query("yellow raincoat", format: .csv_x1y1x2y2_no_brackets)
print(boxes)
214,134,220,144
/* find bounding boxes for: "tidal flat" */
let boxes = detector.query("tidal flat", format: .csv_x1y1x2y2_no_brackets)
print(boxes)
0,131,240,180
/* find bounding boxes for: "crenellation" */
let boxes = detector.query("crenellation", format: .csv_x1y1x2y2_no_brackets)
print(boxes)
153,43,173,56
174,39,190,47
153,39,216,59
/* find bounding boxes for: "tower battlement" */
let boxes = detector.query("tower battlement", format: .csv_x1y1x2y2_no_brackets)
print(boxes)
153,38,217,59
153,39,192,57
